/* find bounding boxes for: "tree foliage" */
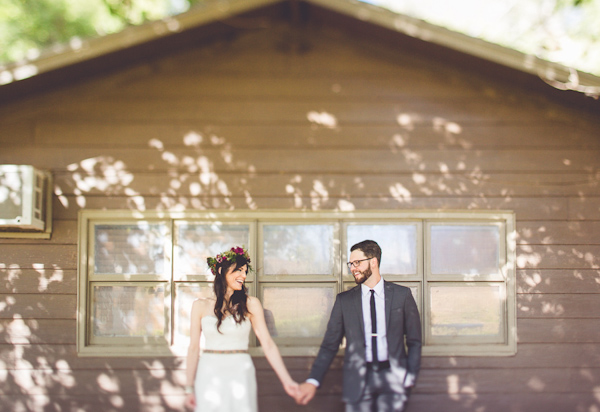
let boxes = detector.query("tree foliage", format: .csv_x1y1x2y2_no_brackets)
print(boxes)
367,0,600,77
0,0,200,65
1,0,598,79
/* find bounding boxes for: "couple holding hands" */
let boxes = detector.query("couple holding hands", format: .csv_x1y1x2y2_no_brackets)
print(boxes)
185,240,422,412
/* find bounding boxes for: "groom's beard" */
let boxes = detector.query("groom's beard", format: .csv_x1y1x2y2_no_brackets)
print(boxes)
353,266,372,285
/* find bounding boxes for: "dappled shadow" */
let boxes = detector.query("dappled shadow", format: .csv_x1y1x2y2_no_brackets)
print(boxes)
3,108,598,411
3,107,600,412
0,264,187,411
1,13,600,412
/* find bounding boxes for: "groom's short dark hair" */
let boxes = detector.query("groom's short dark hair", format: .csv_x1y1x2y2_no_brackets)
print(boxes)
350,240,382,267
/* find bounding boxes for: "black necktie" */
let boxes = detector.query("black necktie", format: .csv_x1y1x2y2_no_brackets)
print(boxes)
370,289,379,368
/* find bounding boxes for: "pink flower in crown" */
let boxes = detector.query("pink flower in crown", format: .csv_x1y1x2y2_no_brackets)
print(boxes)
233,247,244,255
216,255,223,263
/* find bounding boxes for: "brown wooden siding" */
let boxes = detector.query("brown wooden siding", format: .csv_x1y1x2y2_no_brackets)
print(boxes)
1,8,599,412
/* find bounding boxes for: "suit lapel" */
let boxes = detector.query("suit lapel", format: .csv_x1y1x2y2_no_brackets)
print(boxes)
351,286,365,340
384,280,393,332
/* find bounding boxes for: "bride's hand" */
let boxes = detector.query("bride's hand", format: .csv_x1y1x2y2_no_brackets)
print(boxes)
184,393,196,409
283,380,300,399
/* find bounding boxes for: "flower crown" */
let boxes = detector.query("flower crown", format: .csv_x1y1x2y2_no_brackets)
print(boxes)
207,246,252,276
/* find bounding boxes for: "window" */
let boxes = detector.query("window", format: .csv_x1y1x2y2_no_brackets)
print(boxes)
77,210,516,357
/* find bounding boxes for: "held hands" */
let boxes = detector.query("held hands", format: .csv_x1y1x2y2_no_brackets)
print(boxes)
283,380,316,405
283,380,300,400
295,382,317,405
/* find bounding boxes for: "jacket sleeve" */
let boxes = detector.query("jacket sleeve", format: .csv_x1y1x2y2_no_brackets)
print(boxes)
403,289,422,388
308,293,345,384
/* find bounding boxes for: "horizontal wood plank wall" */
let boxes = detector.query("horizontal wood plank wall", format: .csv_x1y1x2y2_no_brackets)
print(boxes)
1,10,600,412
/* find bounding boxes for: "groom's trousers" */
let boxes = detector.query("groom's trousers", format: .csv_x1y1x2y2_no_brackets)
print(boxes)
345,363,410,412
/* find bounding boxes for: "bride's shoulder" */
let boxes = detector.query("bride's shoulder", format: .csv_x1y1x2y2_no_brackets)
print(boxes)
246,295,262,309
192,297,215,316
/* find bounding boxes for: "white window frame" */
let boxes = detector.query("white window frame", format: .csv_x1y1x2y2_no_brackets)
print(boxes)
77,210,516,357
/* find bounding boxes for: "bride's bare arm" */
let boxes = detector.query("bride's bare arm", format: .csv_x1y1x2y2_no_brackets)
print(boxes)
184,299,205,408
248,296,299,398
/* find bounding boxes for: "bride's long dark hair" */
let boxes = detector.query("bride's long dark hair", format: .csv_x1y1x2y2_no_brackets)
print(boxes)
212,254,250,332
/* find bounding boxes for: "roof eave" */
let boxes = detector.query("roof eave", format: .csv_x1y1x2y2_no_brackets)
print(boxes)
1,0,599,100
307,0,600,94
0,0,281,86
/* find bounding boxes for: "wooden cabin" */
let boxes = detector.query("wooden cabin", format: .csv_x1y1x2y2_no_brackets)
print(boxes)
1,1,599,411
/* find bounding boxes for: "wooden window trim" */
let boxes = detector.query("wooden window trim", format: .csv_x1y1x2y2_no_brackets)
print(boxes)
77,209,516,357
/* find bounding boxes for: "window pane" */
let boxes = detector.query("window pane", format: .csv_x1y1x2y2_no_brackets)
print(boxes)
431,225,500,275
92,284,166,337
347,224,417,275
94,223,167,275
395,282,420,310
262,286,334,338
175,283,215,345
263,225,334,275
429,284,502,337
175,223,250,276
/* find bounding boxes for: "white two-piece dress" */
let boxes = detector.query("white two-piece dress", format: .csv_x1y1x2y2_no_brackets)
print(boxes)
195,315,257,412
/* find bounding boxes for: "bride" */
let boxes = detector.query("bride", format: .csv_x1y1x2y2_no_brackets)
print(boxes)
184,246,299,411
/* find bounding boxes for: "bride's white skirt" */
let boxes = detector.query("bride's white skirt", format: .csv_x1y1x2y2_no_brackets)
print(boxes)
194,353,257,412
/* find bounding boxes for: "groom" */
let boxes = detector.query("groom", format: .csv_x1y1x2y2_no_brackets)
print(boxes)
296,240,422,411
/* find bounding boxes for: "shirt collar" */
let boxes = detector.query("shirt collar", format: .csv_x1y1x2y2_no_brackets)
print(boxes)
361,277,384,298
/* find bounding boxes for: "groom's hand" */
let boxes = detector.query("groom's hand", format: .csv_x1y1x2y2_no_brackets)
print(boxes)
296,382,317,405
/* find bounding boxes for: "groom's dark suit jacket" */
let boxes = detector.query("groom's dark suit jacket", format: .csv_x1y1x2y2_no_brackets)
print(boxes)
309,281,422,404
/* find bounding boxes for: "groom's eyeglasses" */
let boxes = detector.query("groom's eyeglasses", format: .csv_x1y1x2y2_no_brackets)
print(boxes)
346,257,374,269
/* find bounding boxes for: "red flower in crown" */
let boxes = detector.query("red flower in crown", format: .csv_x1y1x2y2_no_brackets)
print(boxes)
207,246,252,276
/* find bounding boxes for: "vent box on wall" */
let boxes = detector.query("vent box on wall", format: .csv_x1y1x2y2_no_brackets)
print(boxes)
0,165,49,232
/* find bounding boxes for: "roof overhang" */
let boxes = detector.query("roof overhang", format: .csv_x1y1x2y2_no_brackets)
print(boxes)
0,0,280,86
311,0,600,96
1,0,599,103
